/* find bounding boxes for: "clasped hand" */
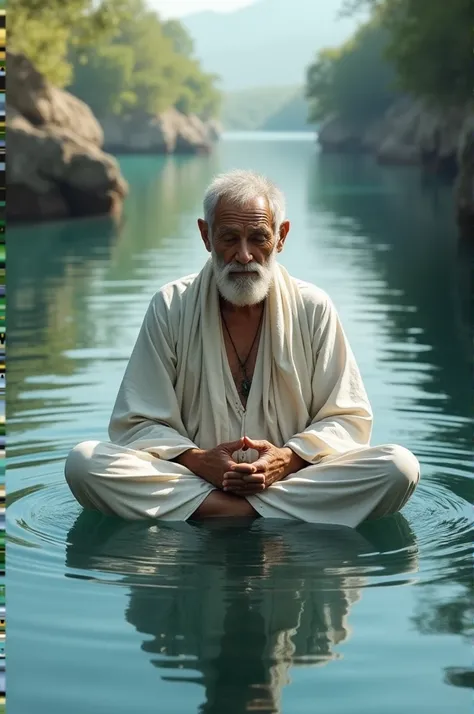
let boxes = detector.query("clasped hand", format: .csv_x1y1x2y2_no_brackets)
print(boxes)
187,436,298,497
222,436,292,496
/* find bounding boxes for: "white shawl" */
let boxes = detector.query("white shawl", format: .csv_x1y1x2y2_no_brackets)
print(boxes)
109,259,372,464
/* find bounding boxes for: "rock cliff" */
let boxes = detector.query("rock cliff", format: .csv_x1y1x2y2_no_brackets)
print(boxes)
318,98,474,235
8,52,129,224
99,110,220,154
8,53,222,224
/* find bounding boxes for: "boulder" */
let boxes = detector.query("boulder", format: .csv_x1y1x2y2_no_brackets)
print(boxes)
375,100,467,174
7,52,128,223
318,98,472,179
100,108,215,155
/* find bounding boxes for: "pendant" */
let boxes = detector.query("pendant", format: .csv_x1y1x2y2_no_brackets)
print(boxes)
241,378,252,398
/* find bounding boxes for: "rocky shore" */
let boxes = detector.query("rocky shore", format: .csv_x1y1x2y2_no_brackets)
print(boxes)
8,52,129,224
317,98,474,236
100,111,221,155
8,52,222,224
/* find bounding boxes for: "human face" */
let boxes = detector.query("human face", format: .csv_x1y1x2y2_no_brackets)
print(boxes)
199,196,289,307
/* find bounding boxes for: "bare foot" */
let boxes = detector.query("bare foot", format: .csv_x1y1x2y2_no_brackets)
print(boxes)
190,490,259,519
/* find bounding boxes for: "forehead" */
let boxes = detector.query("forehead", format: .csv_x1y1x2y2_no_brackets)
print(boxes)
214,196,272,228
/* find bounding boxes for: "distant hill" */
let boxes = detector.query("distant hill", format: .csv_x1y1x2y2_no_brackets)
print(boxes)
261,88,313,131
182,0,357,91
222,85,313,131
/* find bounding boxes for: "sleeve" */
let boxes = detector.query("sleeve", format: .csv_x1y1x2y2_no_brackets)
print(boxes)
284,295,373,464
108,290,198,460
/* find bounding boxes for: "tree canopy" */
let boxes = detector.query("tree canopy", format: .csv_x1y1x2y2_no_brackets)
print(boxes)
379,0,472,103
9,0,131,86
306,0,472,126
9,0,221,119
306,19,398,127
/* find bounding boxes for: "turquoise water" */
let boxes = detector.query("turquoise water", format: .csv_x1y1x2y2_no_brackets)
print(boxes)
7,133,472,713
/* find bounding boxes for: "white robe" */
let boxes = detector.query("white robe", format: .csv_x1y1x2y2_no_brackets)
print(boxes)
109,259,373,460
65,259,420,523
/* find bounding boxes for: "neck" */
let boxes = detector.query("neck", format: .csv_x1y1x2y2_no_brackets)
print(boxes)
219,297,265,319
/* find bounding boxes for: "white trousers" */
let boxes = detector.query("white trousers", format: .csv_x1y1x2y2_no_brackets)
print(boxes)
64,441,420,528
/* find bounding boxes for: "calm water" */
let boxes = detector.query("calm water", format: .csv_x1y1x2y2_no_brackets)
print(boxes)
7,133,473,713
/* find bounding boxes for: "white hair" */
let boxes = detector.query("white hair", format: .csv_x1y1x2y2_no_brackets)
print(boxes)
203,169,286,236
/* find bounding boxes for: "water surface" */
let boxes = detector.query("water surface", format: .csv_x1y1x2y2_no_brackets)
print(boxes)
7,133,473,713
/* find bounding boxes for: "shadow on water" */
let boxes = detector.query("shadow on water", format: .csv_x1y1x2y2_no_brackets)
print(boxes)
66,511,419,713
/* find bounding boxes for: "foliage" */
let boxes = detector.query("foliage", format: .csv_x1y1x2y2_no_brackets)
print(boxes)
305,20,398,127
162,19,195,58
68,45,136,117
8,0,132,87
9,0,221,119
307,0,472,126
340,0,472,104
68,0,221,118
380,0,472,103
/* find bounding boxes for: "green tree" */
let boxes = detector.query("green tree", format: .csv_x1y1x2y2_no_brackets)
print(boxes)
340,0,473,104
382,0,472,103
9,0,132,86
68,45,136,116
67,0,221,119
10,0,221,118
162,19,195,58
306,19,398,127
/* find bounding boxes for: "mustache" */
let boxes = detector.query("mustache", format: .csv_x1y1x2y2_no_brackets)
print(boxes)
222,261,265,277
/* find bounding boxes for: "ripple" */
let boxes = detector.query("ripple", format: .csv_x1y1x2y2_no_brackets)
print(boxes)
403,480,472,581
6,470,473,591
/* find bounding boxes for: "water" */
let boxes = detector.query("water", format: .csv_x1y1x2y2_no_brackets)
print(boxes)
7,133,473,713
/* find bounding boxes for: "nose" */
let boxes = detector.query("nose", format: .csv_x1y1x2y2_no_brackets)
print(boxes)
234,240,253,264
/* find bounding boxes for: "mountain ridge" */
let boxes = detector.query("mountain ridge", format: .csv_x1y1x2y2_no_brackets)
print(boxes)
182,0,358,90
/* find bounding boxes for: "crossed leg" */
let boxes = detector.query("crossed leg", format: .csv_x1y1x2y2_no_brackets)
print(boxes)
65,441,419,527
247,444,420,527
65,440,257,521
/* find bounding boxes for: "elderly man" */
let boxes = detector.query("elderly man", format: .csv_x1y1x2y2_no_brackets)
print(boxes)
65,170,420,526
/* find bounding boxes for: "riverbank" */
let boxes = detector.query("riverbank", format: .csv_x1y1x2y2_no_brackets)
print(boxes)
100,111,220,155
317,98,474,236
7,52,221,224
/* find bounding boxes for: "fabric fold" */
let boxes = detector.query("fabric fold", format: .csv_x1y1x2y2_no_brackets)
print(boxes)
108,258,373,463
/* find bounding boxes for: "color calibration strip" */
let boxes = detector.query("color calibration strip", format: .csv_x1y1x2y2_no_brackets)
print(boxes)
0,7,5,711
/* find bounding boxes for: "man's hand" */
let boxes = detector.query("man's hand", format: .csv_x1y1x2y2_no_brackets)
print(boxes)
222,436,307,496
174,438,250,490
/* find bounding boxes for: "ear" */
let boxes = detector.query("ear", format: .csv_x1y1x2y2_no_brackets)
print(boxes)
276,221,290,253
198,219,212,252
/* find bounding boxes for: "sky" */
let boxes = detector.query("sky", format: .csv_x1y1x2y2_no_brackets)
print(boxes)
150,0,256,18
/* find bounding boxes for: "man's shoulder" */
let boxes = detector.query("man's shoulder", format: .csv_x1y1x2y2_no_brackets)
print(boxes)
152,273,199,311
290,275,333,314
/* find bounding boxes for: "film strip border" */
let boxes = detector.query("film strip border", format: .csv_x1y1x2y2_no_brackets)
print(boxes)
0,7,5,712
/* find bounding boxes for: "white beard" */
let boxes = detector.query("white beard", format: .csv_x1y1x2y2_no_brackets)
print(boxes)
211,248,277,307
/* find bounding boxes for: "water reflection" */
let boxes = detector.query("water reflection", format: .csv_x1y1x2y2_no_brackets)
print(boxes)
7,217,123,432
7,140,472,713
66,514,418,714
307,153,472,394
306,153,473,688
307,153,472,477
7,154,218,450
